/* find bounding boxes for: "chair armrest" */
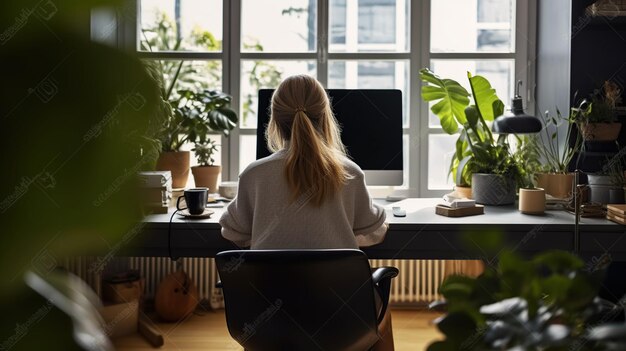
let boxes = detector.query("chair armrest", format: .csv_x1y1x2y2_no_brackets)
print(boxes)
371,266,399,324
372,266,399,285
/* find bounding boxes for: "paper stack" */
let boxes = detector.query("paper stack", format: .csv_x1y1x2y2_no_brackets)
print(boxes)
137,171,172,214
607,204,626,225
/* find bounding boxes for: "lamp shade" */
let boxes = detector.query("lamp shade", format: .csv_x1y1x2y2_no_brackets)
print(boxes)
492,111,543,134
492,81,542,134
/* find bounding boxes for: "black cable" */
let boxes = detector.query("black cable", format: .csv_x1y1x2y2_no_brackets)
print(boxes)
168,209,180,261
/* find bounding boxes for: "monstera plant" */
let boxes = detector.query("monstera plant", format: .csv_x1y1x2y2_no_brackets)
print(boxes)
420,68,521,205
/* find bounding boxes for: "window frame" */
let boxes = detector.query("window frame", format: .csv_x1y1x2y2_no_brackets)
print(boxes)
111,0,536,197
419,0,536,197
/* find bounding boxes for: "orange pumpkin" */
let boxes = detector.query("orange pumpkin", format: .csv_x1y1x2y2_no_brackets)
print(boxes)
155,270,198,322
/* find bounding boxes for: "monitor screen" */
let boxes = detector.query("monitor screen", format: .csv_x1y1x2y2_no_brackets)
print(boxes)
256,89,403,185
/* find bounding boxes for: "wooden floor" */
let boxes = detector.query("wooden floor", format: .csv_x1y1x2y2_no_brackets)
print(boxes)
114,308,442,350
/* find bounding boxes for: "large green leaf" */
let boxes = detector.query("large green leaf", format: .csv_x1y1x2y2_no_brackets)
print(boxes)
420,69,471,134
467,73,504,121
465,105,480,129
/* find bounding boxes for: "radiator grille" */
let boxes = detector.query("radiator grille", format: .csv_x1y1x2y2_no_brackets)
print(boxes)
370,259,446,305
65,257,482,307
129,257,224,308
129,258,461,306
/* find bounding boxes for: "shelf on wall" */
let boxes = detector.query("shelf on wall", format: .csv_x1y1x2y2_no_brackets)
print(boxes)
582,140,621,153
586,1,626,25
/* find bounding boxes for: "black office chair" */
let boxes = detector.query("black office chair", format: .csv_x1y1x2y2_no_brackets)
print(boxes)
215,249,399,351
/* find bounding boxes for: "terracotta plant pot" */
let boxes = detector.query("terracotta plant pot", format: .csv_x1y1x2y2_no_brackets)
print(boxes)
536,173,574,199
454,185,472,199
155,270,198,322
579,122,622,141
156,151,190,189
519,188,546,215
191,165,221,193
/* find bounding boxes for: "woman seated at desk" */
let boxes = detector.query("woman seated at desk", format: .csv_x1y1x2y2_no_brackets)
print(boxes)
219,74,392,350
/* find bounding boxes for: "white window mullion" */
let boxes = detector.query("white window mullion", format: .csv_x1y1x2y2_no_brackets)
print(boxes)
318,0,329,86
345,0,358,52
122,0,138,52
396,0,407,52
226,0,242,181
515,0,537,115
418,0,432,197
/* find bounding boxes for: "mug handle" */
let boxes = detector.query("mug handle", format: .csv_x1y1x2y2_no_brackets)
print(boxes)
176,195,187,211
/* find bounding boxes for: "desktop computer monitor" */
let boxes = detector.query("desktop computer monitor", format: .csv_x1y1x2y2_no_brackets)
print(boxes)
256,89,403,185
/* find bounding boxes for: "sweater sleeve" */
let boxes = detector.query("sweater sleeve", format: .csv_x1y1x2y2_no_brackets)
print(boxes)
351,174,388,247
219,173,253,248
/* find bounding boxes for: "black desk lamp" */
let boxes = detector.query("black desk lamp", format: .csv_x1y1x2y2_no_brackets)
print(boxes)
493,81,542,134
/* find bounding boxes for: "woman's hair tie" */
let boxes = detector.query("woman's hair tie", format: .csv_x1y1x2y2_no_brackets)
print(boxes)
294,106,307,114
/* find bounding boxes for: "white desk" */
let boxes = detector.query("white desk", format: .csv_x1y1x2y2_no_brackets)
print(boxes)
130,198,625,260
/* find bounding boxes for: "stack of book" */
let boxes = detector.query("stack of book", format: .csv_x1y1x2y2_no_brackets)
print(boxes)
137,171,172,214
436,196,484,217
607,204,626,225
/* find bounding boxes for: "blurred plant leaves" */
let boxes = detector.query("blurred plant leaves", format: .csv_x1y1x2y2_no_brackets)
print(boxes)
430,236,625,350
0,1,160,348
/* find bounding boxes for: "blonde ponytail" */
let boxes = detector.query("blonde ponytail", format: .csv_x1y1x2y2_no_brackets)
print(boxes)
266,75,349,206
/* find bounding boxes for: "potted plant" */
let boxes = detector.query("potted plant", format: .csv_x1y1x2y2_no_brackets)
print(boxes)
191,140,220,192
420,69,520,205
515,135,546,214
587,152,626,205
534,107,582,199
148,60,189,189
607,154,626,204
151,60,237,189
588,169,613,205
576,80,622,141
174,89,236,191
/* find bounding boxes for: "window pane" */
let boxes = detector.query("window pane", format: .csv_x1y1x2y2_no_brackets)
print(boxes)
239,135,257,174
428,59,514,128
147,60,222,99
240,60,316,129
428,134,456,190
139,0,222,52
241,0,317,52
431,0,514,53
328,60,410,127
329,0,409,52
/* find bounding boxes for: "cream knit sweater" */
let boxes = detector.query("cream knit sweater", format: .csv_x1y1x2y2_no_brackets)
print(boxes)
219,149,388,249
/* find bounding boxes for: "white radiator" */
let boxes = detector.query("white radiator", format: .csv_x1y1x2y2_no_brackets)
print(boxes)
370,259,447,305
65,257,480,307
129,258,449,306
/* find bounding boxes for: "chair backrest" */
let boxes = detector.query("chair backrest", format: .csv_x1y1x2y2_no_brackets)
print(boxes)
216,249,380,351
